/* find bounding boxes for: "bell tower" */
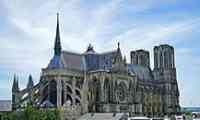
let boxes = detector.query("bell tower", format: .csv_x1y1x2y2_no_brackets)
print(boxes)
130,49,150,67
153,44,180,115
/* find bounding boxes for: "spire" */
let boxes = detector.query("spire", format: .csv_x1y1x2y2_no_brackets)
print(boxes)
54,13,62,56
123,56,127,64
113,41,122,64
27,74,34,89
86,43,95,53
12,74,19,92
117,42,120,52
87,44,93,51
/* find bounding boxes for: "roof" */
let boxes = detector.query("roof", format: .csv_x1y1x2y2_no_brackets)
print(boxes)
48,51,86,71
129,116,150,119
86,50,118,71
78,113,128,120
48,55,64,69
0,100,12,112
181,107,200,112
47,50,118,71
99,50,118,70
127,64,153,81
47,50,154,82
62,51,86,71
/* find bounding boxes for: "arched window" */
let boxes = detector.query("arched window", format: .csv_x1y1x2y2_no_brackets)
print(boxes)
49,80,57,106
117,82,127,102
170,52,173,68
95,79,101,101
160,53,163,68
62,81,65,105
66,85,72,94
164,51,168,68
75,89,81,98
42,84,48,103
154,52,158,68
104,78,110,102
75,98,80,105
103,78,109,102
136,55,139,64
168,52,172,68
140,55,144,66
66,94,73,105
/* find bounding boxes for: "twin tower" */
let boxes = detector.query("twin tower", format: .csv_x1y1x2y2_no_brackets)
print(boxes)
131,44,175,69
131,44,179,114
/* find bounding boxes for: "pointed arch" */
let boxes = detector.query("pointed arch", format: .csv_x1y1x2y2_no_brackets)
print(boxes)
66,94,73,105
75,89,81,98
164,51,168,68
49,80,57,106
75,98,81,105
154,52,158,68
104,77,110,102
41,83,49,103
95,79,101,101
160,52,163,68
66,85,73,94
117,81,127,102
61,80,65,105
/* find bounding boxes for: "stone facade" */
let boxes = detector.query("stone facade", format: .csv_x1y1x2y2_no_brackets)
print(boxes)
12,14,180,119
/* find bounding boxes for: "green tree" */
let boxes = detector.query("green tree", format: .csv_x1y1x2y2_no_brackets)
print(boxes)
0,105,61,120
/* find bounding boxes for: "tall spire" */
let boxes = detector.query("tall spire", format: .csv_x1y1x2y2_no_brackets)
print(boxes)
123,55,127,64
12,74,19,92
54,13,62,56
27,74,34,89
117,41,121,53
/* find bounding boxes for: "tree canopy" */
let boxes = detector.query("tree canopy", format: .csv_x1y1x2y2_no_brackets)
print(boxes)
0,105,61,120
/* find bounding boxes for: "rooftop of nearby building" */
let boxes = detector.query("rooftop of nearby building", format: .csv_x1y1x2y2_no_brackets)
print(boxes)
78,113,128,120
0,100,12,112
181,107,200,112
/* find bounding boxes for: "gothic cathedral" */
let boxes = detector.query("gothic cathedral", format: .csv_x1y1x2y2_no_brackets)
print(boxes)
12,14,180,119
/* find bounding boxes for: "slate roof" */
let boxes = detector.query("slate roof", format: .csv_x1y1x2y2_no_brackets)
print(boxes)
48,55,64,69
47,49,153,81
47,50,118,71
127,64,153,81
98,50,118,70
62,51,86,71
48,51,86,70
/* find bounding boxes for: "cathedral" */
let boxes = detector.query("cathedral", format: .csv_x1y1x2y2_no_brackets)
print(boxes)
12,14,180,119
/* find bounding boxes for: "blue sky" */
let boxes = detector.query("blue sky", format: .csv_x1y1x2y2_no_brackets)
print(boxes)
0,0,200,107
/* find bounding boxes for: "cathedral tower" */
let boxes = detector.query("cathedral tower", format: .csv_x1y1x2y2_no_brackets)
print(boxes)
153,44,180,115
154,44,175,69
130,49,150,67
12,75,19,110
27,75,34,89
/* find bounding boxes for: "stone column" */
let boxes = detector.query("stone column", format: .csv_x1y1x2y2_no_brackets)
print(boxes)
82,72,88,113
72,76,76,104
